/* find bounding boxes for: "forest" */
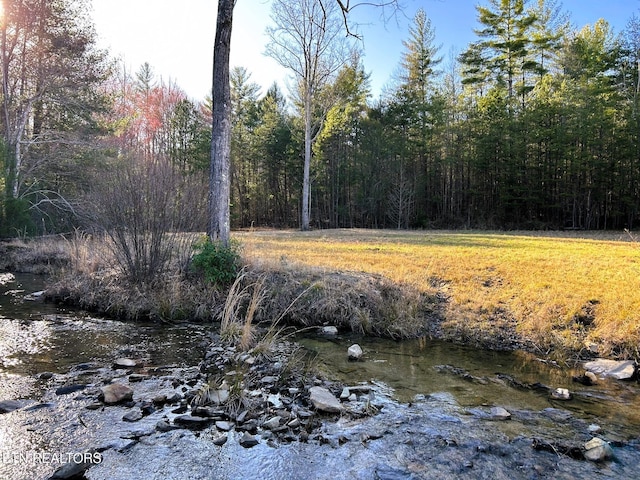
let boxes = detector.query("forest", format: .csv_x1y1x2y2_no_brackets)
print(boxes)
1,0,640,237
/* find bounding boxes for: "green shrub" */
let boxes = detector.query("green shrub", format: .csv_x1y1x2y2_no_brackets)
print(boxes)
190,238,241,285
1,197,36,237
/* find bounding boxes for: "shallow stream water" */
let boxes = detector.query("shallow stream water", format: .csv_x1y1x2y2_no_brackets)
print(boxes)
298,335,640,438
1,273,640,479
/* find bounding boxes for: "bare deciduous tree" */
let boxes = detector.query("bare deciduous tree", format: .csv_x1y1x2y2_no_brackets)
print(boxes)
0,0,108,232
266,0,350,230
209,0,401,241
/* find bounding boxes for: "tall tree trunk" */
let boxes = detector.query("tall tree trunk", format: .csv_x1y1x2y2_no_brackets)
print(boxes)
302,87,312,231
1,16,14,201
209,0,234,246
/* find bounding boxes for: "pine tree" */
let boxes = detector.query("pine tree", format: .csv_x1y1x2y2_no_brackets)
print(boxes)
0,0,109,234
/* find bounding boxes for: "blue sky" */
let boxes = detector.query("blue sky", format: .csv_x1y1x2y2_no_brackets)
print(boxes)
92,0,639,101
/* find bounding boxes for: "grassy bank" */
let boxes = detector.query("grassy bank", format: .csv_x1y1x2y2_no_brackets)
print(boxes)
239,229,640,359
5,229,639,360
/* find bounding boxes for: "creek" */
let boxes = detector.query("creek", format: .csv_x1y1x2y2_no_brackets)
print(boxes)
1,273,639,479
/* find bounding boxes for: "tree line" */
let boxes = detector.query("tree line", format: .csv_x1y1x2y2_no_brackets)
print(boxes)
1,0,640,237
230,1,640,231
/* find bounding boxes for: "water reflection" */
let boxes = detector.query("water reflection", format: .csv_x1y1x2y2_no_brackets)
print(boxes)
299,334,640,437
0,273,210,393
0,319,53,369
0,273,212,480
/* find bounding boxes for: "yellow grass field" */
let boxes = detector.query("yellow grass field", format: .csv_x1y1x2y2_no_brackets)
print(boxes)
238,229,640,359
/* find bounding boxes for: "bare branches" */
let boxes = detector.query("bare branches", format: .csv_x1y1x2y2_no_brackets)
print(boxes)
335,0,404,38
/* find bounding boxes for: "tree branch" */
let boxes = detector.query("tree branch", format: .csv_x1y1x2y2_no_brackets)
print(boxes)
335,0,404,39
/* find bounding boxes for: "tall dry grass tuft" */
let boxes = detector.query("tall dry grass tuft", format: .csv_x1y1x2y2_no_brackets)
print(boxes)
219,271,266,350
64,230,111,275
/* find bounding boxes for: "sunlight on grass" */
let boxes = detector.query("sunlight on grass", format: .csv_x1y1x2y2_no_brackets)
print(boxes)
238,229,640,358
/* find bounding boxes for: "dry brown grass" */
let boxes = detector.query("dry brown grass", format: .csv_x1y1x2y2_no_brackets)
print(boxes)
27,228,640,359
46,232,222,322
241,265,436,339
219,271,267,350
238,228,640,359
0,236,70,273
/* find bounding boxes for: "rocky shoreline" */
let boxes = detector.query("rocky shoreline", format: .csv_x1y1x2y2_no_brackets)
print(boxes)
0,318,639,480
0,324,637,480
3,328,384,479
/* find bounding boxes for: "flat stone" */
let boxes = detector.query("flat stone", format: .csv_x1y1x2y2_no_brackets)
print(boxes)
267,393,283,408
588,424,602,434
297,408,314,418
101,384,134,404
128,374,146,382
585,371,598,383
550,388,572,400
174,415,212,428
239,432,259,448
48,452,94,479
263,416,281,430
215,420,234,431
192,406,224,418
122,409,143,422
113,358,138,369
236,419,258,433
212,434,228,446
0,400,24,414
340,387,351,400
156,420,180,432
309,386,343,413
55,384,87,396
320,326,338,335
585,359,636,380
573,372,597,386
287,418,301,428
347,385,372,393
490,406,511,420
165,392,182,404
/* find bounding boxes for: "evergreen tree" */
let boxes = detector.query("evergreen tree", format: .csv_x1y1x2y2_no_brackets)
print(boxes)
0,0,109,235
229,67,261,227
254,84,298,226
462,0,539,103
315,55,370,227
390,8,442,226
558,20,622,228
